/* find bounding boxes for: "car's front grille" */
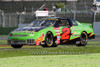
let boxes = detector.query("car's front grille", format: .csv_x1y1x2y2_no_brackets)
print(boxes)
13,35,27,37
7,39,35,45
27,39,35,45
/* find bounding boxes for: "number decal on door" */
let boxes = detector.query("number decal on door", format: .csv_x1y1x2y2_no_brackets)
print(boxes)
61,28,70,40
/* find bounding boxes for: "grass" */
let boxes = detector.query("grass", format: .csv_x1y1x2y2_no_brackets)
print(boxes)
0,41,100,67
0,44,100,58
0,40,100,58
0,40,7,45
88,41,100,45
0,53,100,67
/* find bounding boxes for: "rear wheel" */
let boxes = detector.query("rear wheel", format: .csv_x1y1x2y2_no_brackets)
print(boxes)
11,45,23,48
76,32,88,46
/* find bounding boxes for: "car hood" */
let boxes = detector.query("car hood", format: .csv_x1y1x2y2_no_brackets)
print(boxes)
14,27,45,32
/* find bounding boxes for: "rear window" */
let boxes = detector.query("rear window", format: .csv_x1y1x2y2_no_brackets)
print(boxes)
72,20,77,26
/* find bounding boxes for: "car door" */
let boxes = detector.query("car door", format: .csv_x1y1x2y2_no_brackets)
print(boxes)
59,19,71,40
70,20,80,40
61,27,71,40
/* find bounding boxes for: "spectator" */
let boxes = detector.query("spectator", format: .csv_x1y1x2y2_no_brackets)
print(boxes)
56,8,61,12
43,6,48,11
91,4,97,27
91,4,97,12
52,5,56,11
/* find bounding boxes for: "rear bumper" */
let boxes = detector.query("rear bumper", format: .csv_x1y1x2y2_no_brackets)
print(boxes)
7,39,35,45
89,34,95,39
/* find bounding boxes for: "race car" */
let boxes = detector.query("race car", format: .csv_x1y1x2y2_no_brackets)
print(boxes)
7,17,95,48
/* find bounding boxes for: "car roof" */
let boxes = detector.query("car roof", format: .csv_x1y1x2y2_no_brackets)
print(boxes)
40,17,73,20
39,17,74,27
40,17,60,19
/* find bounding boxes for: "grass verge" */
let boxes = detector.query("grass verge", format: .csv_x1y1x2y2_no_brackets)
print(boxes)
0,40,7,45
0,44,100,58
0,41,100,58
0,53,100,67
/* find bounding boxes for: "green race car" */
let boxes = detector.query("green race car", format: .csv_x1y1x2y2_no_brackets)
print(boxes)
8,17,95,48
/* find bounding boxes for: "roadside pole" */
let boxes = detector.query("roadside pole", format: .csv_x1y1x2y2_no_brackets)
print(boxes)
73,1,76,20
0,10,5,27
2,11,5,27
94,11,96,22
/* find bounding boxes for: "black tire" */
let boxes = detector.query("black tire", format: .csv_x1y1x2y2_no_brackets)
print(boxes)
76,32,88,46
41,31,57,47
52,45,58,47
11,45,23,48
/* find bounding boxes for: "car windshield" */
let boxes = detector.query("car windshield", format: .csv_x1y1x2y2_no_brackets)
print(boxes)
28,20,56,27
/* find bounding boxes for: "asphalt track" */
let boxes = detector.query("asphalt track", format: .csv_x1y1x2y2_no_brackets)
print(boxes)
0,36,8,40
0,47,41,50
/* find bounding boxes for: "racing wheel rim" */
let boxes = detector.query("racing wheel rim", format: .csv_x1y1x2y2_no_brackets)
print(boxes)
45,32,53,46
80,32,88,46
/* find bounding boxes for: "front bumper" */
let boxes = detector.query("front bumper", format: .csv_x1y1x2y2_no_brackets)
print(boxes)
8,39,35,45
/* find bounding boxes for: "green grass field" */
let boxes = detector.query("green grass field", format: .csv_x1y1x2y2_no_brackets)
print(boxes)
0,54,100,67
0,40,100,58
0,40,100,67
0,40,7,45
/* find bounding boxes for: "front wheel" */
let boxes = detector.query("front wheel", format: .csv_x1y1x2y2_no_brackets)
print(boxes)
11,45,23,48
76,32,88,46
41,31,57,47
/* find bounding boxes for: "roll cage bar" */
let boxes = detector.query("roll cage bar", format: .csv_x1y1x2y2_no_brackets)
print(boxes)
54,18,73,27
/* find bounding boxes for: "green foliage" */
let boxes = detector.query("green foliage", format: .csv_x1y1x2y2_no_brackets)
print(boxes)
65,4,68,7
0,27,17,35
56,2,64,8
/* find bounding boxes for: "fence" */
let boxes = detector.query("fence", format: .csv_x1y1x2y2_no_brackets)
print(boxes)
0,0,94,13
0,0,100,27
0,11,100,35
0,12,36,27
0,11,100,27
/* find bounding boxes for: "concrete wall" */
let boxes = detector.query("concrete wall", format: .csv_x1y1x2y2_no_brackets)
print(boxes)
93,22,100,34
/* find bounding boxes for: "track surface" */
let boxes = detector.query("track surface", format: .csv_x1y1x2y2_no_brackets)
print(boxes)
0,36,8,40
0,47,41,50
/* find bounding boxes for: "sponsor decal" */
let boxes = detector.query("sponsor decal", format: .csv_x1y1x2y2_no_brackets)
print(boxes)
53,27,60,44
14,27,45,32
35,33,44,45
57,36,60,38
71,27,91,31
41,42,45,45
30,34,34,36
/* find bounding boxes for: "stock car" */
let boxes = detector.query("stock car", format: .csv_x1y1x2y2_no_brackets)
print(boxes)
8,17,95,48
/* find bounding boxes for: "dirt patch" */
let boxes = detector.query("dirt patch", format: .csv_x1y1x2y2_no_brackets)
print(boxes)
0,45,38,47
0,45,11,47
